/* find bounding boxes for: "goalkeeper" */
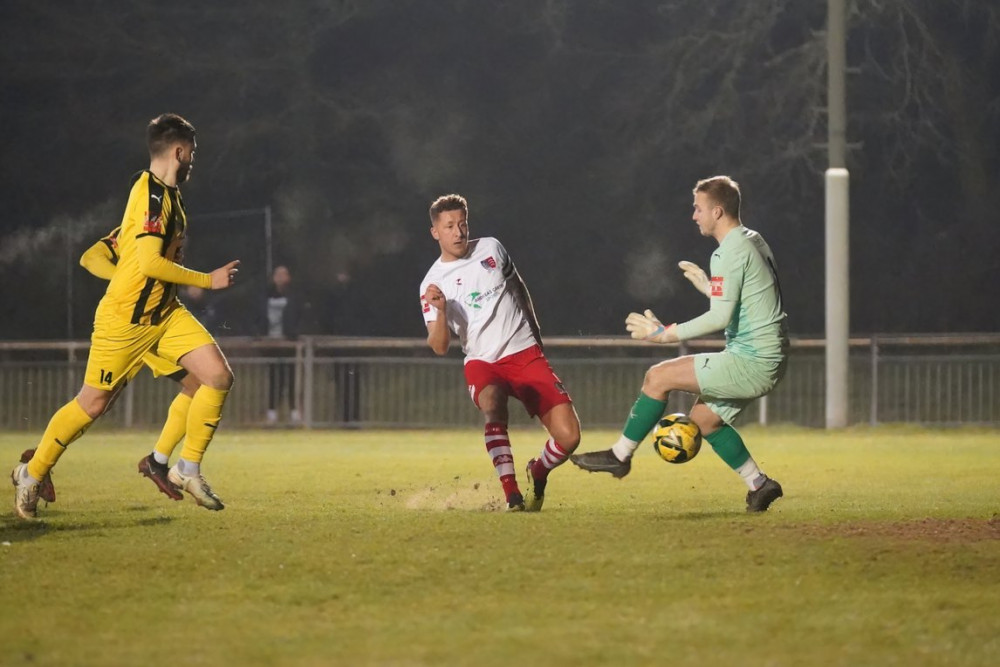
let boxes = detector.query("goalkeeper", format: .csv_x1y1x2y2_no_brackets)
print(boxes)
571,175,789,512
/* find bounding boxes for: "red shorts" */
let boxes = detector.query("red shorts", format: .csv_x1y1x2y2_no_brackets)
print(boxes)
464,345,572,418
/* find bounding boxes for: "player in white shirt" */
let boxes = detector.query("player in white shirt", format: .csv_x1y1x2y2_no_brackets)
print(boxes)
419,194,581,511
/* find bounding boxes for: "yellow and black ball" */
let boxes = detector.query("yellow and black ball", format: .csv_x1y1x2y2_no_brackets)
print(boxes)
652,413,702,464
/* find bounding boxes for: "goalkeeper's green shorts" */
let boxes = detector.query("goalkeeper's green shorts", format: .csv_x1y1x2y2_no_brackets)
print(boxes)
693,350,787,424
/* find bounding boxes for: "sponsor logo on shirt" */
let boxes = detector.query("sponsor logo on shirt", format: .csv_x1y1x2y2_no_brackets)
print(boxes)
464,282,505,310
710,276,724,297
465,291,483,309
480,256,497,271
143,212,163,234
420,295,431,313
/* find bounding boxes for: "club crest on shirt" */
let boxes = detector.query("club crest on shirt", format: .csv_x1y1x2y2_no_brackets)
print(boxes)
711,276,724,297
480,256,497,271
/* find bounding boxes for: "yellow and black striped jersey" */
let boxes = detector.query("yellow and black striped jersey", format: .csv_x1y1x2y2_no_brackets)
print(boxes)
100,171,212,325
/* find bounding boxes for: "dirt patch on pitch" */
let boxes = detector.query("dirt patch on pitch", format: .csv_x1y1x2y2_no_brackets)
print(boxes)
785,516,1000,543
378,479,504,512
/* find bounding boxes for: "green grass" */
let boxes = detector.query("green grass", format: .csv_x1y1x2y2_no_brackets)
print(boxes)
1,426,999,666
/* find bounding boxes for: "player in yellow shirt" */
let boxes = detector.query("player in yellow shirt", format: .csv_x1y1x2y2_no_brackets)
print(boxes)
82,226,201,499
20,226,202,505
12,113,240,519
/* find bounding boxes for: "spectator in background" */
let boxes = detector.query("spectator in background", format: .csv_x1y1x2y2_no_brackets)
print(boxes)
261,265,307,424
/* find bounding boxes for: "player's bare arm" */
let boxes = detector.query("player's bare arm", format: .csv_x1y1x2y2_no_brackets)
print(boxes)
510,269,543,348
424,283,450,355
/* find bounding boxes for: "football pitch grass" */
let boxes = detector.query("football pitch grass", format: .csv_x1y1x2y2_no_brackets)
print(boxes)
1,426,998,666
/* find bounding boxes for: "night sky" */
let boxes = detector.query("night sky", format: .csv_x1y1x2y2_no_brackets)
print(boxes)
1,0,997,339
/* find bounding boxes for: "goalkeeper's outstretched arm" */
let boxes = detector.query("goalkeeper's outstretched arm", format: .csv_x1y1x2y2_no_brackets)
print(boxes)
675,298,736,340
626,298,736,344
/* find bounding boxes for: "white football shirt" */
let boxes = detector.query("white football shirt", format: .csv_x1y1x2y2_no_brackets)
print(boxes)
419,237,537,363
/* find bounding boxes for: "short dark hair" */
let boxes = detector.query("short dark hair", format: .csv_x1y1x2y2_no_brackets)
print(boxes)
694,175,741,220
147,113,196,157
429,194,468,222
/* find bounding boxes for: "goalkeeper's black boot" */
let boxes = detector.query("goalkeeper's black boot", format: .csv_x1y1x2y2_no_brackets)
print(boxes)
746,477,783,513
569,449,631,479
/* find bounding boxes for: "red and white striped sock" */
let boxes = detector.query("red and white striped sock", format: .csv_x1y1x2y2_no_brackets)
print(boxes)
485,422,520,499
530,438,570,481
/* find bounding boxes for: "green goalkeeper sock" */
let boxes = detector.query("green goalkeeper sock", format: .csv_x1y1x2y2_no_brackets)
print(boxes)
704,424,751,469
611,392,668,461
622,392,667,443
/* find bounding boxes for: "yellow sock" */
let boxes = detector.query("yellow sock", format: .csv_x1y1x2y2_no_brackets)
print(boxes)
27,399,93,480
154,393,192,460
179,386,229,464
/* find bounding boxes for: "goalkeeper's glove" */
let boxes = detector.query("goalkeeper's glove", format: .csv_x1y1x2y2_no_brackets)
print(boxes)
625,309,675,343
678,260,710,297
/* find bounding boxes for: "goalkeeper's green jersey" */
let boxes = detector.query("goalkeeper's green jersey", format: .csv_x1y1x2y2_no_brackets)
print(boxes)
707,225,788,361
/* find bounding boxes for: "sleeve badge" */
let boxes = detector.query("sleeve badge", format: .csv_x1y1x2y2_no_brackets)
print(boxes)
143,212,163,234
710,276,724,297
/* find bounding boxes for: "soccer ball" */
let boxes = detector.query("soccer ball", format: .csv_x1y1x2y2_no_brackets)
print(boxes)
652,413,702,464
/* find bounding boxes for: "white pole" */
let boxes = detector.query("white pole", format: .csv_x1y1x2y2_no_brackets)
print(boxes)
825,0,850,428
825,168,850,427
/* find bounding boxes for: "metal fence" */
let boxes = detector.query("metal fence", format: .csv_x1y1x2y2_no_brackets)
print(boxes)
1,334,998,431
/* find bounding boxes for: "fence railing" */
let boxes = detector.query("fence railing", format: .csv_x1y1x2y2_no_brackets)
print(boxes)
1,334,998,430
